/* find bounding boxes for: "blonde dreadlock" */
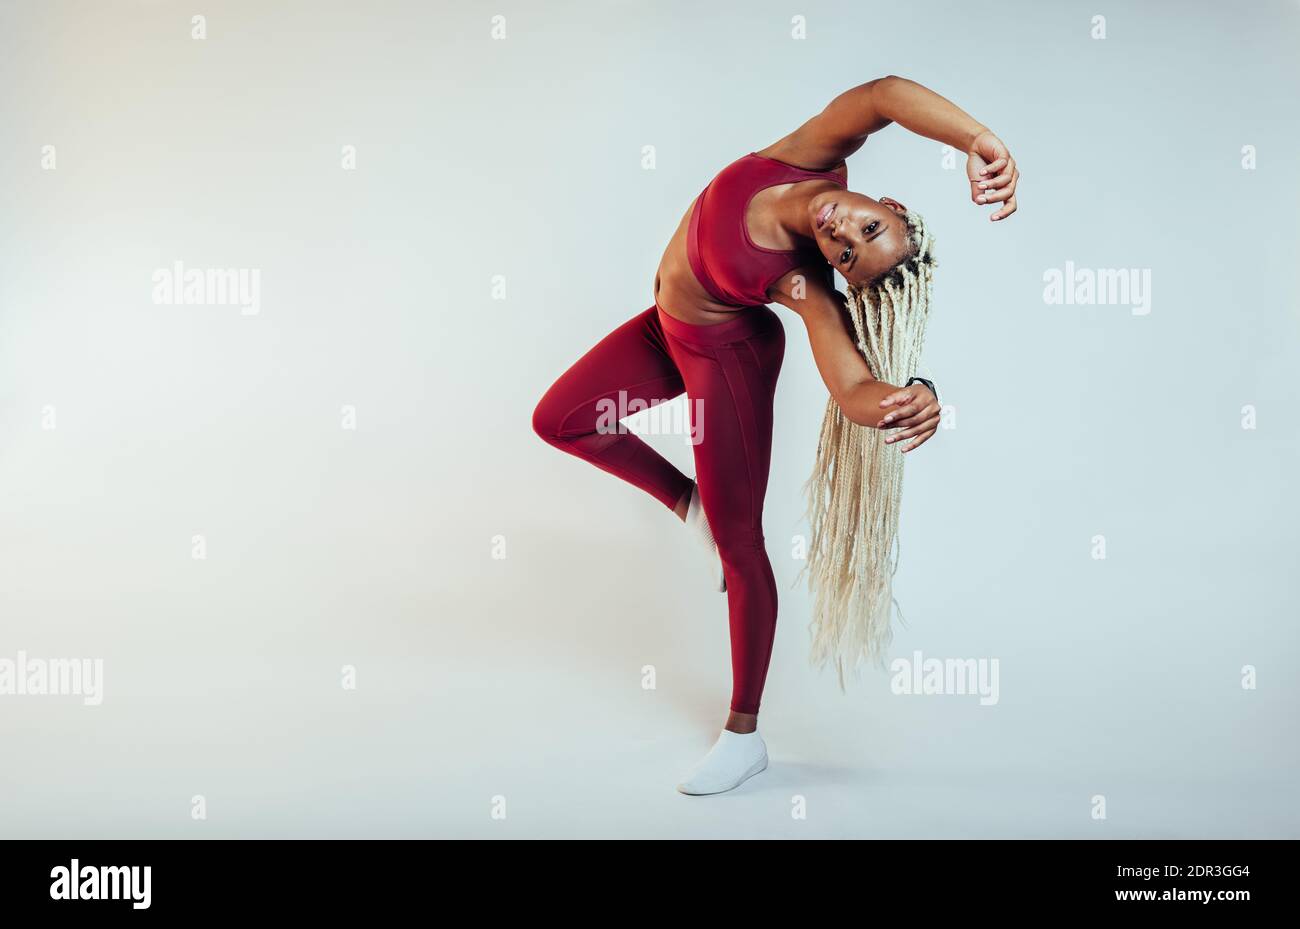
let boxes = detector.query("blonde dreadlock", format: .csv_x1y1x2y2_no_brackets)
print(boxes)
802,210,937,687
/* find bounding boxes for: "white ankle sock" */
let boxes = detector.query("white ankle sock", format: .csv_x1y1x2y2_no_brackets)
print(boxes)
685,482,726,592
676,729,768,796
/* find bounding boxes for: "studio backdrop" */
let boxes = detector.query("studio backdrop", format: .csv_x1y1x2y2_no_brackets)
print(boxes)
1,0,1297,838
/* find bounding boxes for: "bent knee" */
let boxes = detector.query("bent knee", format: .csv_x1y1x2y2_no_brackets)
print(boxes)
532,397,563,444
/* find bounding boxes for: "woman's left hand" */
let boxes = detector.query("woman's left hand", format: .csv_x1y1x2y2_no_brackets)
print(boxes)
967,130,1019,221
878,385,940,452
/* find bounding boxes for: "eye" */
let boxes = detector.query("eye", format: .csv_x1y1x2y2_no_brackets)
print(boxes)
839,247,852,264
866,221,879,234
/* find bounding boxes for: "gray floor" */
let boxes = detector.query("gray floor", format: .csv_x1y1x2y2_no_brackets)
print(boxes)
3,585,1294,839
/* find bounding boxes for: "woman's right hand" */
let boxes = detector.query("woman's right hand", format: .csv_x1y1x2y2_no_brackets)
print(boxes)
966,130,1019,221
877,384,941,453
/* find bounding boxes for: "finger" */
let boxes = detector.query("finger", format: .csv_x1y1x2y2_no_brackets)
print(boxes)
879,402,925,426
878,388,914,408
991,194,1018,221
884,416,940,443
974,168,1014,203
901,428,938,452
977,185,1014,205
886,404,940,430
978,156,1008,176
977,166,1015,190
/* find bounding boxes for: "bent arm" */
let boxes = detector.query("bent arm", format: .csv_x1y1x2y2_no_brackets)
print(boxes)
774,75,989,169
780,286,899,428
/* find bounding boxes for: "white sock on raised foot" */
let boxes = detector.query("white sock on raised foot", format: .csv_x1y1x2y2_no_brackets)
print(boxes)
676,729,768,796
685,482,726,593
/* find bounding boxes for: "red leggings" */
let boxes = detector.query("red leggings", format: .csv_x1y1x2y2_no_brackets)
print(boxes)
533,305,784,715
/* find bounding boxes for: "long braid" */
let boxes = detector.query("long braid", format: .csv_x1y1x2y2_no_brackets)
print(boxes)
801,210,937,683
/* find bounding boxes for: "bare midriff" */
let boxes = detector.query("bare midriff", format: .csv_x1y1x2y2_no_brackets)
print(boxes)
654,195,745,326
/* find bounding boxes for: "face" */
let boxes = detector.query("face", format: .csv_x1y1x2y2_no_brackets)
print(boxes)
807,191,911,286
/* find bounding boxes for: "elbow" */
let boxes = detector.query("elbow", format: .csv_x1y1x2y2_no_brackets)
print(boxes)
836,380,887,428
837,398,883,429
842,408,883,429
865,75,906,120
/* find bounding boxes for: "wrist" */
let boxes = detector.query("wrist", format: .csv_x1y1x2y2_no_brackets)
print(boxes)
905,376,939,407
963,125,991,152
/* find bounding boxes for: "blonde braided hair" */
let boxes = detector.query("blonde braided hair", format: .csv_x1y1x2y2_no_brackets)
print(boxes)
802,210,937,687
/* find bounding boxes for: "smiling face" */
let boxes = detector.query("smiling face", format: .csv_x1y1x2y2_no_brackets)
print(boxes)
807,191,914,286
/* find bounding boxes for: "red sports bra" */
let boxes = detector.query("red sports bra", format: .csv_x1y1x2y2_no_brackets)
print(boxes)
687,152,846,308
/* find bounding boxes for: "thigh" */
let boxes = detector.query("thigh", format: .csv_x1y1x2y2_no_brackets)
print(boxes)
536,307,684,436
670,324,785,535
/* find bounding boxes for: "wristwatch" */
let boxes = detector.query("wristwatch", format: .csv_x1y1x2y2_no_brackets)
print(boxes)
904,376,939,407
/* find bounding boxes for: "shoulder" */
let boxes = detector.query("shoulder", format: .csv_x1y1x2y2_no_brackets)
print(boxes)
753,141,848,179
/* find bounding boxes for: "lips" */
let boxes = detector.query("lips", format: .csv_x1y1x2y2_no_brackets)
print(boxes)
816,202,836,230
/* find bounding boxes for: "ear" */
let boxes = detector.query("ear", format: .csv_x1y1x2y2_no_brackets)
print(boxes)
879,196,908,215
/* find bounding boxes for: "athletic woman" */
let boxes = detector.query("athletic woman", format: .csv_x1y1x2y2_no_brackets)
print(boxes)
532,75,1019,795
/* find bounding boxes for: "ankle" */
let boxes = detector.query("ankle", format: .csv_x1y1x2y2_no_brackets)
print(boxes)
725,711,758,734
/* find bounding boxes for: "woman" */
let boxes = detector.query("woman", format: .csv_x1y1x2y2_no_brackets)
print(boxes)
532,75,1019,795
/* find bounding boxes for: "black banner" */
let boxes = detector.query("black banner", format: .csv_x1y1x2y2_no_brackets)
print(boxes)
0,839,1283,915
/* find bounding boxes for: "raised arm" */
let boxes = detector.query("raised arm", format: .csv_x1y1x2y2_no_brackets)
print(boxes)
771,75,1020,220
